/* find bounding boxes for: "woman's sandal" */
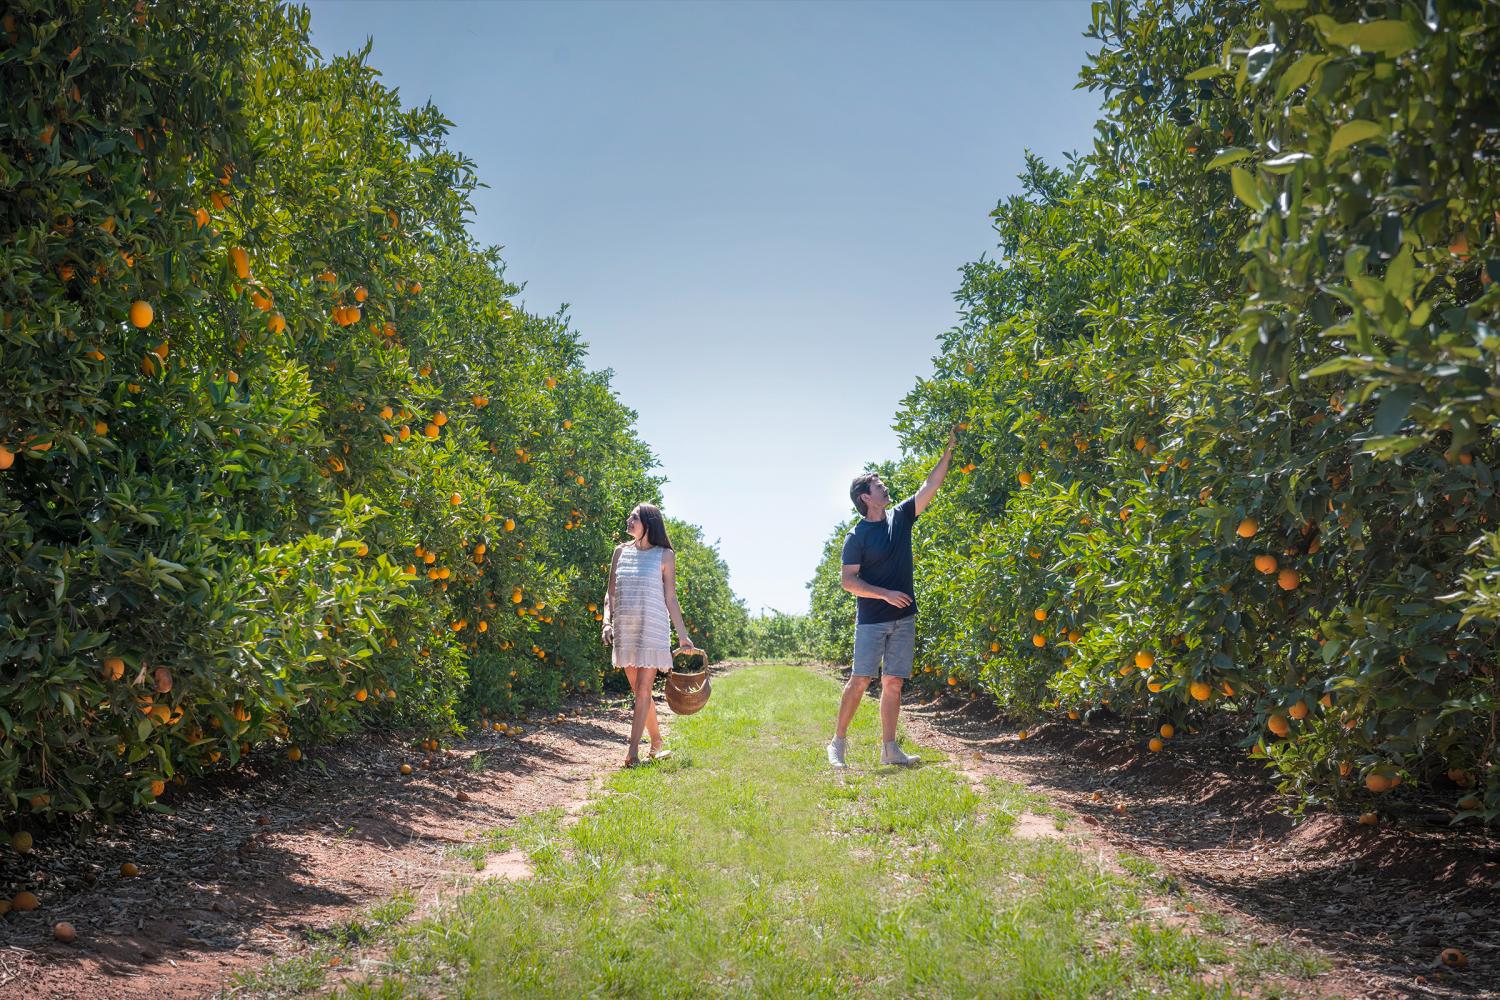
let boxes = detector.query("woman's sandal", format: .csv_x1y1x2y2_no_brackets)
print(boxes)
623,754,640,769
648,746,672,761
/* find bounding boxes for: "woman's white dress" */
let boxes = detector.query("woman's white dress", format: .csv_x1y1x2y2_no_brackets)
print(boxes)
611,545,672,670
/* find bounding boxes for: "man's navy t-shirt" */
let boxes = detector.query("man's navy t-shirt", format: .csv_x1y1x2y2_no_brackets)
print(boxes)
840,495,918,625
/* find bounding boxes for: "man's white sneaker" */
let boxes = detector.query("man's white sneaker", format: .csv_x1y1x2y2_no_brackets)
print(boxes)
827,738,849,769
880,742,920,766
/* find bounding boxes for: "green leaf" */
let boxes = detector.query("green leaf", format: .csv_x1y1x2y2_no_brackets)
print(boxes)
1372,386,1417,435
1185,63,1226,81
1262,152,1314,174
1230,167,1264,210
1328,119,1383,155
1207,147,1252,169
1276,53,1326,100
1339,18,1423,56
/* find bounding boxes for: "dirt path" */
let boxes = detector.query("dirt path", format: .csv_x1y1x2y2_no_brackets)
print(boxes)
894,685,1499,1000
0,699,638,1000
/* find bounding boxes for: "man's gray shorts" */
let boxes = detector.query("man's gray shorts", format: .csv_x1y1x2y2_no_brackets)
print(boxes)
852,616,916,680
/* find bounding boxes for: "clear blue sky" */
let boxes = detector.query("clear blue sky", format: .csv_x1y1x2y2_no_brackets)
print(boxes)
305,0,1101,616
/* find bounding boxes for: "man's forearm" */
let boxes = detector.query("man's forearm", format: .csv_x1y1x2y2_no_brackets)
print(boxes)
926,442,954,489
842,575,892,600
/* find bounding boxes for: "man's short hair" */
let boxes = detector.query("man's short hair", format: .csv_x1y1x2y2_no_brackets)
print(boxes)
850,472,880,516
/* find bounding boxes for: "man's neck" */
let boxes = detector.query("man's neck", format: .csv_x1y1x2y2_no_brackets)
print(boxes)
863,506,886,522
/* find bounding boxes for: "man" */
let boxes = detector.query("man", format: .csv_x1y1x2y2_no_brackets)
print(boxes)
828,426,957,768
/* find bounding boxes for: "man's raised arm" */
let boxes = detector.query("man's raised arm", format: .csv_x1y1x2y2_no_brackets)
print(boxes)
913,425,959,516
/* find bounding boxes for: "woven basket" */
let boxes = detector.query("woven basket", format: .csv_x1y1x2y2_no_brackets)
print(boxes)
664,647,711,716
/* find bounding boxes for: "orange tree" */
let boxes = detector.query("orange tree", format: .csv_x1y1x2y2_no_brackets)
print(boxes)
0,0,663,834
664,517,749,662
807,0,1498,822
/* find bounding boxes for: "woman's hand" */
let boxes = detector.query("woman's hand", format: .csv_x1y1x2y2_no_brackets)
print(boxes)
601,623,614,646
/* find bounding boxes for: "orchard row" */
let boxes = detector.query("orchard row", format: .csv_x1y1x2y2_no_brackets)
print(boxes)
810,0,1498,822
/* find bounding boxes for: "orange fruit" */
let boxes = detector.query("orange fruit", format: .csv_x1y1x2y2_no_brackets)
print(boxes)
1253,553,1278,574
1236,518,1258,538
504,518,516,532
1033,608,1046,621
354,285,367,302
53,920,77,943
1441,948,1468,970
399,763,413,775
1018,471,1033,486
947,676,958,686
1148,737,1164,752
449,492,461,506
423,423,439,439
433,411,448,427
102,655,125,681
287,747,302,762
10,890,39,912
1032,634,1045,647
149,779,164,798
1358,812,1378,825
1288,700,1309,720
11,831,34,853
0,445,14,471
268,313,287,334
1277,568,1300,590
1188,680,1211,701
1159,723,1174,739
1266,713,1290,737
355,543,369,557
1135,651,1154,670
1365,771,1395,793
128,300,153,328
355,688,368,702
228,246,250,279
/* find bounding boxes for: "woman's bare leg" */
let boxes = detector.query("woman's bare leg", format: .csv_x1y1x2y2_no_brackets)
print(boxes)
645,688,663,752
628,667,656,763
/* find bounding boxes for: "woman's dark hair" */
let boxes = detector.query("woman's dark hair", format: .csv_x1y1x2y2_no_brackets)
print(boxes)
850,472,880,516
635,503,673,550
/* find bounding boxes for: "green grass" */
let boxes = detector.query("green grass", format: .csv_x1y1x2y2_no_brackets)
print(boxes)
234,665,1333,999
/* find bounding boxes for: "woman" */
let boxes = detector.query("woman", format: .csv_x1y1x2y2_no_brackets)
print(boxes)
602,503,699,767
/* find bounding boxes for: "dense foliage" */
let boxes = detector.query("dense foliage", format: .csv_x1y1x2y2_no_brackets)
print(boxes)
663,517,749,662
809,0,1498,821
742,610,814,661
0,0,744,830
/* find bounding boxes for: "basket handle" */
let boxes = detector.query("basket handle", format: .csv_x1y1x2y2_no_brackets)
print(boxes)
671,645,707,671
